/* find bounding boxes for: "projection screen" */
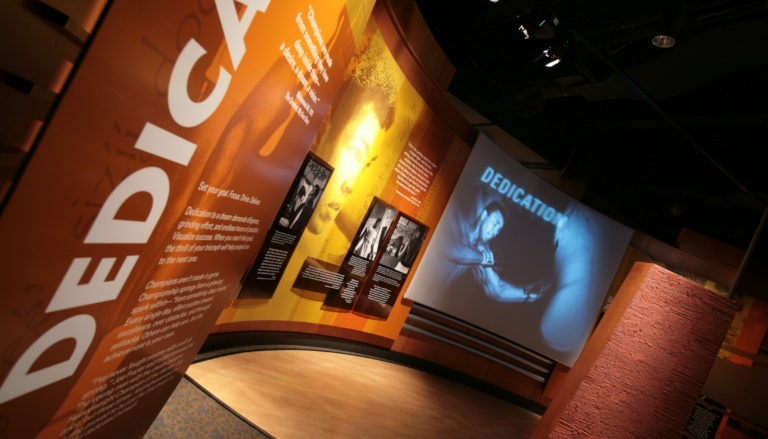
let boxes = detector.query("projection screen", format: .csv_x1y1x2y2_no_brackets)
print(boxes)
404,134,633,366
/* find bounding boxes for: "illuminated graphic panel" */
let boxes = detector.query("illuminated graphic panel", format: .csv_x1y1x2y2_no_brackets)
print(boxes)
223,11,470,341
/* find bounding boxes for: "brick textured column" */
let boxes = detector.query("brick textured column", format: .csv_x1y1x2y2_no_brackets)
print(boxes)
533,263,737,438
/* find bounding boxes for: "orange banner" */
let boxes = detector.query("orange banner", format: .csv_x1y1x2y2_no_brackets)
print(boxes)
0,0,366,437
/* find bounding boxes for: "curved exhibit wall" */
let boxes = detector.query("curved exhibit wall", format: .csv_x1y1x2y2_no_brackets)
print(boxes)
404,135,634,366
212,1,472,342
0,0,630,436
0,0,470,437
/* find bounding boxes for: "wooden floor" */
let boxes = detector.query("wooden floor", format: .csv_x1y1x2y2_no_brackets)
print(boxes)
186,350,541,439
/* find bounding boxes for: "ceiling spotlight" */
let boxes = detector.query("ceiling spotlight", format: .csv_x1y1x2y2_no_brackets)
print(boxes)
652,3,687,48
651,34,675,48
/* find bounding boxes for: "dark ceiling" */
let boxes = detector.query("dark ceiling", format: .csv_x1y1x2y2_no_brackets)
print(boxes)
414,0,768,250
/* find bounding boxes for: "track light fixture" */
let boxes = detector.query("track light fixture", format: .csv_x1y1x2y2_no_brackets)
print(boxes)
518,18,547,39
517,8,558,40
543,39,568,67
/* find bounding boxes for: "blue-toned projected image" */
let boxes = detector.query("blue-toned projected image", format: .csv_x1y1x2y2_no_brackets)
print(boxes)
404,134,633,366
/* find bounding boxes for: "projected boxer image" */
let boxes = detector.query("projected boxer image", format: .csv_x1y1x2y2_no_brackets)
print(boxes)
405,135,632,366
422,187,564,305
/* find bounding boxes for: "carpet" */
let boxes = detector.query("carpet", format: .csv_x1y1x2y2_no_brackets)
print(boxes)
143,376,272,439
